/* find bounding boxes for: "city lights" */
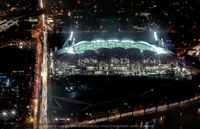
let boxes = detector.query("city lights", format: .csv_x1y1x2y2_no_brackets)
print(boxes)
2,111,7,117
0,0,200,128
11,110,16,115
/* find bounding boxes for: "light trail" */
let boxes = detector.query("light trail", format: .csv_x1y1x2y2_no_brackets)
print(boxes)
30,0,48,128
32,25,42,129
38,0,48,128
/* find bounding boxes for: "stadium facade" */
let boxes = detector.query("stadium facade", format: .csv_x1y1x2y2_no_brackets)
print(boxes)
52,32,196,80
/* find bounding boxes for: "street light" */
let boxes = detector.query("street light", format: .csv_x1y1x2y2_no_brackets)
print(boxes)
2,111,7,117
1,111,8,129
66,118,70,121
30,117,34,123
11,110,16,116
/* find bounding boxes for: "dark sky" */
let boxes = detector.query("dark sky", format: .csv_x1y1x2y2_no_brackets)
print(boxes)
0,0,38,18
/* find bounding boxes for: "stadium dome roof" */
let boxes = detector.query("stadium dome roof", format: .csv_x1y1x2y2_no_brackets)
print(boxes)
56,39,173,55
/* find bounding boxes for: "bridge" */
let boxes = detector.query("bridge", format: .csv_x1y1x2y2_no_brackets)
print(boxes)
0,19,19,32
0,12,40,33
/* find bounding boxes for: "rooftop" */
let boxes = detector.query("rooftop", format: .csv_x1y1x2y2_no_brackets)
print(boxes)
56,39,173,55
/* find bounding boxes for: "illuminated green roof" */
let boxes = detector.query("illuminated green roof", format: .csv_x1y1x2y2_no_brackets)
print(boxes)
57,39,173,55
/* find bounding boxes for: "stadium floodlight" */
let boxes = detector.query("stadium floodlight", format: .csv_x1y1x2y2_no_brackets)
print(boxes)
69,31,74,41
154,31,158,41
153,46,166,54
67,47,75,54
72,38,75,45
161,38,165,47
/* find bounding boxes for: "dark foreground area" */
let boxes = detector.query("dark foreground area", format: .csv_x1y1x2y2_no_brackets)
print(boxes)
50,74,200,124
101,101,200,129
0,47,35,128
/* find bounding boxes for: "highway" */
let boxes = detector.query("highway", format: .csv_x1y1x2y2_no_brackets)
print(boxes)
30,0,48,128
31,17,42,129
38,0,48,128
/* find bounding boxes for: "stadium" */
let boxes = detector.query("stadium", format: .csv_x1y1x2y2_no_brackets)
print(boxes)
50,32,199,123
53,32,193,79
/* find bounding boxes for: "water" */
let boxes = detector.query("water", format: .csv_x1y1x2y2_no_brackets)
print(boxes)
51,74,200,121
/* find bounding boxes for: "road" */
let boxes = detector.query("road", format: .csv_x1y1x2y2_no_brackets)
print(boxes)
21,1,47,127
38,0,48,128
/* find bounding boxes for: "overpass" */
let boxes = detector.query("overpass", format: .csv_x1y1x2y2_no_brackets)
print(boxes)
0,12,41,33
0,19,19,32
